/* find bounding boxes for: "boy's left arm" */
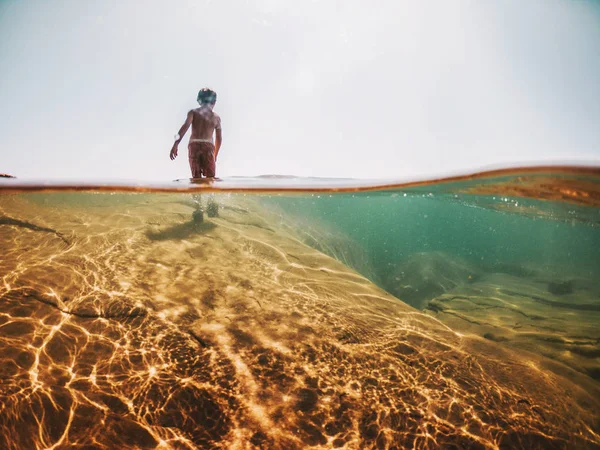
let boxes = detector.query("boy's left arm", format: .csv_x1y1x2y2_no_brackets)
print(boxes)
170,111,194,160
214,115,222,160
215,128,222,160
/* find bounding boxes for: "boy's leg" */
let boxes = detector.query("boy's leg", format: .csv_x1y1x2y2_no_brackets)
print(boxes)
191,193,203,223
207,194,219,217
192,208,204,223
204,158,216,178
201,144,218,216
188,145,202,178
189,144,205,222
192,193,202,209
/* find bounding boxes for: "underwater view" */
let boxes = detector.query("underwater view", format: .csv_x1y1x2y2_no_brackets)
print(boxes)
0,167,599,449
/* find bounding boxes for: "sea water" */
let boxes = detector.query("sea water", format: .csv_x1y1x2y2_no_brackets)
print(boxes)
0,168,599,449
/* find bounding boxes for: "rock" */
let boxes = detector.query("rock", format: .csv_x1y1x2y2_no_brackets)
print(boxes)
548,280,575,296
382,251,480,309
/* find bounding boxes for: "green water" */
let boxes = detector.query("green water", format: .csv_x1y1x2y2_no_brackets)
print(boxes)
263,189,600,295
0,170,599,449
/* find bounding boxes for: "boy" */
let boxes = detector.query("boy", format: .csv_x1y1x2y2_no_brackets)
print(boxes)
170,88,222,221
170,88,222,178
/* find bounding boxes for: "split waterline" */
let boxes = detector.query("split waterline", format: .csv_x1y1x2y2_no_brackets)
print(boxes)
1,166,599,449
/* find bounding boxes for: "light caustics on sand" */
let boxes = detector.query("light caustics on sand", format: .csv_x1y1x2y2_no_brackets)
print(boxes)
0,167,599,449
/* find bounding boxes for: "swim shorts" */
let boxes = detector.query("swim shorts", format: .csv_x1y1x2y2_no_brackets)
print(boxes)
188,142,216,178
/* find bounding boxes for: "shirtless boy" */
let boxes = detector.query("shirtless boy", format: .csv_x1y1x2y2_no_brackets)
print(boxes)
170,88,222,178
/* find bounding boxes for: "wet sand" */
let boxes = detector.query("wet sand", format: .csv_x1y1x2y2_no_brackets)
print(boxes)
424,271,600,383
0,193,599,449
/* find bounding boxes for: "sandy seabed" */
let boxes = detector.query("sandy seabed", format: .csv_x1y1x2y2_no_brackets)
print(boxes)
0,192,598,449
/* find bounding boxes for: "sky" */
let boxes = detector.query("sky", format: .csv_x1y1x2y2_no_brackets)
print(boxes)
0,0,599,181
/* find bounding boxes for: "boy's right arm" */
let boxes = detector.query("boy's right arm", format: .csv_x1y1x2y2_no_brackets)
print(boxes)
170,110,194,160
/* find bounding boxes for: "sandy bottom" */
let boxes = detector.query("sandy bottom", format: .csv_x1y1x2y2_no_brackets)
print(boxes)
0,193,598,449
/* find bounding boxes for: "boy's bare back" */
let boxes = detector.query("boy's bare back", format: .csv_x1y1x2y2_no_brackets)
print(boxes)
189,106,221,142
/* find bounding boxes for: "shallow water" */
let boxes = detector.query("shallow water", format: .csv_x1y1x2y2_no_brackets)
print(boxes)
0,167,599,449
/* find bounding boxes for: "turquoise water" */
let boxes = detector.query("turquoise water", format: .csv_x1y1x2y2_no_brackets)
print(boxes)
0,168,599,449
263,187,600,293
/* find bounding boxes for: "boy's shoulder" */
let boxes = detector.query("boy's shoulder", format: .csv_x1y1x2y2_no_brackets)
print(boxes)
213,111,222,129
191,107,221,128
192,106,219,117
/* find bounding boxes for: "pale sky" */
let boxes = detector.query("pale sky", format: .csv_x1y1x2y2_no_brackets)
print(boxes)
1,0,599,181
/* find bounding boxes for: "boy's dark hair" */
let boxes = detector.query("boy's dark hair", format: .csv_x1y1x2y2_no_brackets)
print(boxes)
197,88,217,105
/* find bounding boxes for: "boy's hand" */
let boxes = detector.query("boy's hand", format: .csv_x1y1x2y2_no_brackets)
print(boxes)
170,145,178,160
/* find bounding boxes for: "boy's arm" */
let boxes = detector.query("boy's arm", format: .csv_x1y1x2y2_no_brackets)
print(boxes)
214,115,222,160
215,128,222,160
170,110,194,160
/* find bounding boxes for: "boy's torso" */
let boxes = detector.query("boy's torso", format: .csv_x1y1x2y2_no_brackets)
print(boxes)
190,107,220,142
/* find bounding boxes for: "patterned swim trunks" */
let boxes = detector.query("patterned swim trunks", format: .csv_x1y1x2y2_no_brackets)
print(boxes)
188,142,216,178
